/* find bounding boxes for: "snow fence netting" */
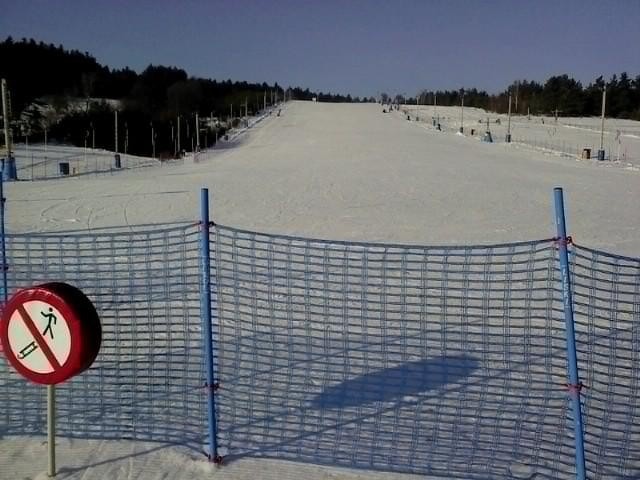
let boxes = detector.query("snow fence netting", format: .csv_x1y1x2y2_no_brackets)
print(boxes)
0,224,206,448
1,223,639,479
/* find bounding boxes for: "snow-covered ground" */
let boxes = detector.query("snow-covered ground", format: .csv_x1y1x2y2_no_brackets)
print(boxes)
398,103,640,166
10,143,161,180
6,101,639,255
2,100,639,479
9,109,275,181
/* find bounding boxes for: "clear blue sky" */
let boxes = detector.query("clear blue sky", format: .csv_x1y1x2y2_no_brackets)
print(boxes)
2,0,638,98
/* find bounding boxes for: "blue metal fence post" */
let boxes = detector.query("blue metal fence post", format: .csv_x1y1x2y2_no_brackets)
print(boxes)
0,169,8,303
554,187,586,480
200,187,220,462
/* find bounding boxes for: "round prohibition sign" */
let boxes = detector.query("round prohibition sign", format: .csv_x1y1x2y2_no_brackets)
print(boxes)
1,283,101,385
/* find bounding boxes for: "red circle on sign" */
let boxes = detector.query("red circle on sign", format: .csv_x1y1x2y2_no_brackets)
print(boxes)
0,283,101,385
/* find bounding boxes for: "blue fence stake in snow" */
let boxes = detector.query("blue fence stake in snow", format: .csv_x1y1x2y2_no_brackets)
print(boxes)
200,187,220,462
554,187,586,480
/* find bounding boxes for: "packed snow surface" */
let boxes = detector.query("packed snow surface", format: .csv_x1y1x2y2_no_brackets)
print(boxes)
7,101,640,255
2,101,639,479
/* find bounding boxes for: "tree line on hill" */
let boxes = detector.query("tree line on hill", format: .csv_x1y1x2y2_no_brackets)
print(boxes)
0,37,373,157
385,72,640,120
1,37,639,158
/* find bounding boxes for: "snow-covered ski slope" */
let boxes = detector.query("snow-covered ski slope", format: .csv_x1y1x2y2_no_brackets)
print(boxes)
2,101,639,480
399,103,640,166
7,100,640,256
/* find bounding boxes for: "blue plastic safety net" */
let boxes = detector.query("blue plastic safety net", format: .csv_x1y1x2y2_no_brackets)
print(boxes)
212,225,577,479
0,224,206,449
570,244,640,479
1,223,639,479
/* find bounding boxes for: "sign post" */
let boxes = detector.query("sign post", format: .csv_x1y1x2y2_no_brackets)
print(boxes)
48,385,56,476
1,282,101,477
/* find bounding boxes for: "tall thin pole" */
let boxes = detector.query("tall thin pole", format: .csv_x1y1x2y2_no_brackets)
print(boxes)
195,113,200,150
150,123,155,160
2,79,12,160
200,188,219,463
47,385,56,477
177,115,181,154
210,112,215,148
506,93,512,142
600,87,606,151
460,92,464,133
114,110,118,154
554,187,587,480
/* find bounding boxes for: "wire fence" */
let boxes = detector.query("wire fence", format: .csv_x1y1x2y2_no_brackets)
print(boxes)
8,109,279,182
0,212,639,478
396,107,639,165
11,146,161,181
511,137,623,162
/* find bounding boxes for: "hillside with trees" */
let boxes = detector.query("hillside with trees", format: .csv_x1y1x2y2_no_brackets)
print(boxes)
406,73,640,120
0,37,368,157
1,37,639,158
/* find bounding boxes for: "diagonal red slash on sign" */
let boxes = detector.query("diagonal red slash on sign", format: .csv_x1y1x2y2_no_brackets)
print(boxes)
16,304,62,370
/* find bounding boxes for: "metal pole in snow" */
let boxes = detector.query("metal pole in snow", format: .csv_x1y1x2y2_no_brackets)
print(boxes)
47,385,56,477
114,110,118,154
506,93,512,142
554,187,587,480
177,115,181,155
1,79,12,160
433,92,437,118
196,113,200,150
151,123,155,160
600,88,606,151
460,93,464,133
200,188,219,463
